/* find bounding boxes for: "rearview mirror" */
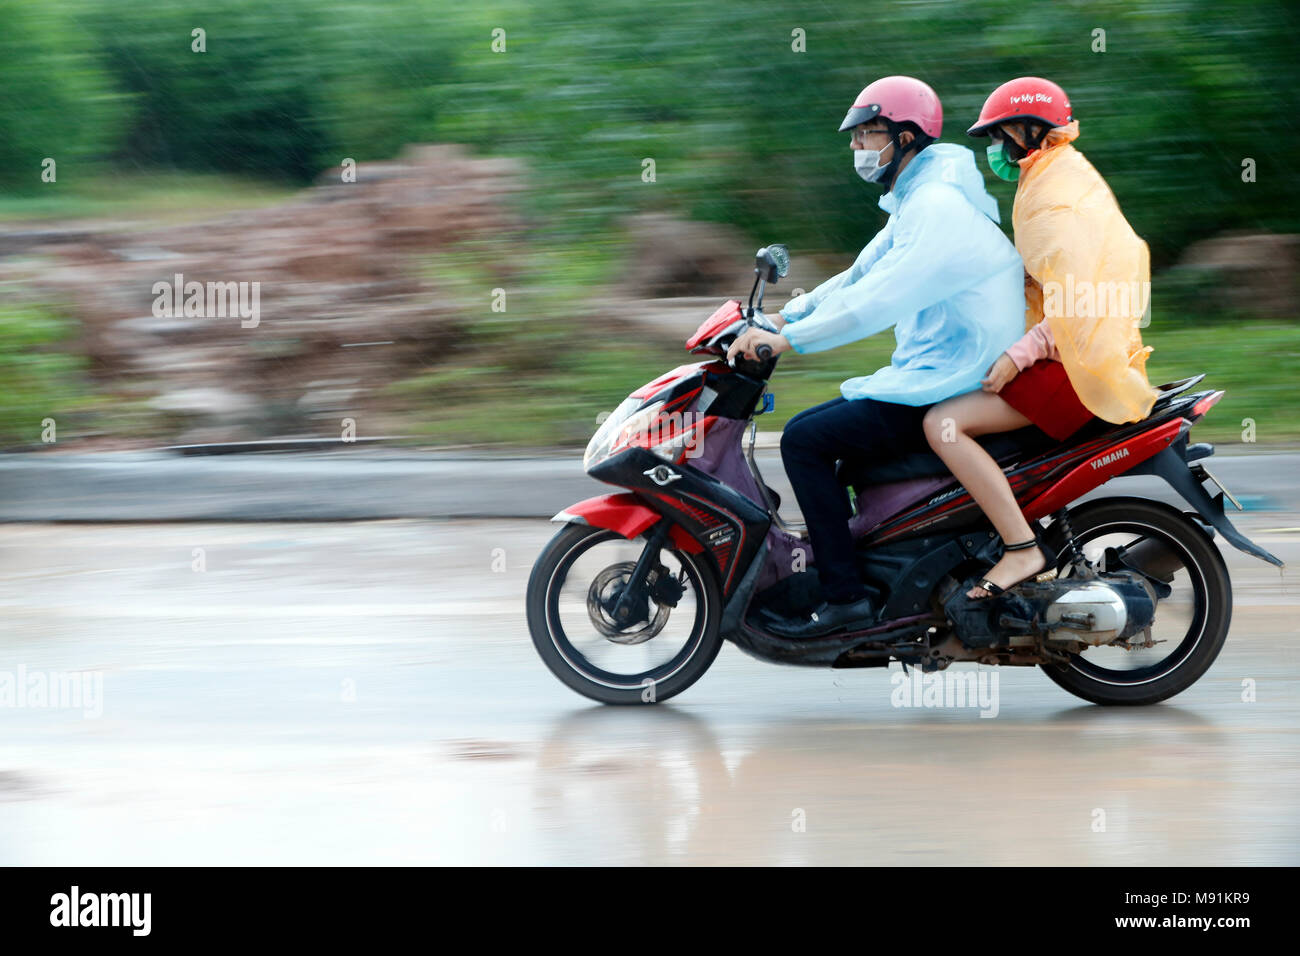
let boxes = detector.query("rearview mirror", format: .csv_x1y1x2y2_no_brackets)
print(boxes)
755,244,790,284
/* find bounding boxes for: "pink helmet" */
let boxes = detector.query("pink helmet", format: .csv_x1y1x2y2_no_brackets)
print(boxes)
838,76,943,138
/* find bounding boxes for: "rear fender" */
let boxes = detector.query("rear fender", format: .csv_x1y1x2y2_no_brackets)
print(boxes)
1127,446,1284,567
553,493,704,553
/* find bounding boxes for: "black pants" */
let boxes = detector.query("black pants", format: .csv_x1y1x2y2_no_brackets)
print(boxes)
780,396,933,604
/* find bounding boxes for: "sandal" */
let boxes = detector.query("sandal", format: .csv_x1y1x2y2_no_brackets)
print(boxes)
969,538,1050,600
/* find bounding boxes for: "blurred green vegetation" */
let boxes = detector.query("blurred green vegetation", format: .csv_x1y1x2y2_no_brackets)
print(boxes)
766,318,1300,444
402,314,1300,447
392,241,1300,445
0,0,1292,260
0,171,295,221
0,0,124,192
0,305,87,444
0,0,1297,446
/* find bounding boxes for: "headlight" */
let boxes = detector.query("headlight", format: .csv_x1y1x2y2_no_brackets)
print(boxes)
583,398,656,470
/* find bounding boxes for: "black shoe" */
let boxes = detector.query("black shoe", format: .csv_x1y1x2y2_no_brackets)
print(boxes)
765,595,876,639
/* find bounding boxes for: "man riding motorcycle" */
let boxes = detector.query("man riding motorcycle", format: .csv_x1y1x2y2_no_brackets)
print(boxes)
727,75,1024,638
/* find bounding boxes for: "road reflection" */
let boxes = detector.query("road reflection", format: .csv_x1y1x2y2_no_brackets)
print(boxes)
528,701,1295,865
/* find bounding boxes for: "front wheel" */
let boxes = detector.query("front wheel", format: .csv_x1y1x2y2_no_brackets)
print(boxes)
1038,497,1233,706
526,523,724,704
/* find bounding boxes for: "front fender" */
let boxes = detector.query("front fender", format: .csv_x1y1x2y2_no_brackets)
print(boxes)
554,493,704,553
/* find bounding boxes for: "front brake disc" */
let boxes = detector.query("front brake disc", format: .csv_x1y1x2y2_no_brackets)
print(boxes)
587,563,670,645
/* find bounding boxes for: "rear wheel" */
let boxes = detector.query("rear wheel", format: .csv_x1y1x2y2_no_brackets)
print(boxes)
526,523,723,705
1038,498,1232,706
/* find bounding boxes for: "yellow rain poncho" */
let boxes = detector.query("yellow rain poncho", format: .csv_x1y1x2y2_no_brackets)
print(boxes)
1012,121,1158,423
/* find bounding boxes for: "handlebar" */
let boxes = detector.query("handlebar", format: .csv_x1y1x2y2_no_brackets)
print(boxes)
724,312,778,368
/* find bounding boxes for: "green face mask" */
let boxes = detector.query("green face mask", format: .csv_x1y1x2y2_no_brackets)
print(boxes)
986,141,1020,182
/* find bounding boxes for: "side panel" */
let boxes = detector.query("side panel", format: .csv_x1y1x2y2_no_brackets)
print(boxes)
1021,418,1185,519
862,418,1188,546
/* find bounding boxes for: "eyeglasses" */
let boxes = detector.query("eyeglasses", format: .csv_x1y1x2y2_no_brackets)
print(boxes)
850,126,891,145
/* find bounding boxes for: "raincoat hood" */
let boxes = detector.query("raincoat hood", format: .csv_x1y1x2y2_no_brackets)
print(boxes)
1018,119,1079,173
881,143,1002,224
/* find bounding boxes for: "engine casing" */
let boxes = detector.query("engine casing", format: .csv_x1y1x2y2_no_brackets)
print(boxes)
945,571,1159,649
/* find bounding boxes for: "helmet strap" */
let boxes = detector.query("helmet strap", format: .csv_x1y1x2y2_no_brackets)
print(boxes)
1006,121,1050,161
879,120,923,191
1024,121,1049,150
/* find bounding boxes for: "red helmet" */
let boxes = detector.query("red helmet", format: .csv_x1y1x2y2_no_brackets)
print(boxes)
838,76,943,138
968,77,1072,136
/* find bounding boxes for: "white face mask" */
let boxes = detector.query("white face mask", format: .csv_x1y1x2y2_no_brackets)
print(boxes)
853,139,895,183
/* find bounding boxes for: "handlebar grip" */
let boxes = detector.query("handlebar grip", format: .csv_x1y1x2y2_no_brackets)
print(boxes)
756,344,773,361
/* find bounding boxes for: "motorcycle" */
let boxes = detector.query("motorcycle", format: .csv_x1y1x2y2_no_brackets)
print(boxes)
526,244,1283,706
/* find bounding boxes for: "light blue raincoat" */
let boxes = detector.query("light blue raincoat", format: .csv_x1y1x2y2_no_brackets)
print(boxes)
780,143,1024,406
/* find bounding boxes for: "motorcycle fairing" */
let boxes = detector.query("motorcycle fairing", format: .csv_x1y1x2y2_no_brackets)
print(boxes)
631,363,712,400
625,361,765,429
685,299,744,354
588,446,771,598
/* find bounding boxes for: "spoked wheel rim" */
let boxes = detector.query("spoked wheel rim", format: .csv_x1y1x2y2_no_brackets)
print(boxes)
544,530,711,691
1050,517,1209,686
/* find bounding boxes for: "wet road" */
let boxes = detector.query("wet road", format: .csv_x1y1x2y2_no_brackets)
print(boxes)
2,516,1297,865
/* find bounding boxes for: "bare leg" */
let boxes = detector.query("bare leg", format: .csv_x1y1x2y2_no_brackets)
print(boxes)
922,393,1046,598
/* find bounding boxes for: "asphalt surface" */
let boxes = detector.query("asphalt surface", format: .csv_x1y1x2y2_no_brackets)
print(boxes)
2,513,1297,865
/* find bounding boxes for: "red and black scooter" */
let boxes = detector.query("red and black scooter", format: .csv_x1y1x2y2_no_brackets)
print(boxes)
526,245,1282,706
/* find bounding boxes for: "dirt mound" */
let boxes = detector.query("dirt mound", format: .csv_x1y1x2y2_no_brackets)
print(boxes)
1175,232,1298,319
2,145,526,444
619,214,753,298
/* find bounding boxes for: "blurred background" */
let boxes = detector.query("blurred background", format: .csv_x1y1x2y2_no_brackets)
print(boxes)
3,0,1300,868
1,0,1298,450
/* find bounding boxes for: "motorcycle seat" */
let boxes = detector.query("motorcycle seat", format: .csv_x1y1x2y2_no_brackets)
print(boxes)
835,425,1057,488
